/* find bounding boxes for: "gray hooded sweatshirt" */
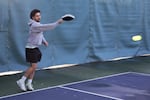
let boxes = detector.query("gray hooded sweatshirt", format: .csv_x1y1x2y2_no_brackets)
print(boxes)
26,19,59,48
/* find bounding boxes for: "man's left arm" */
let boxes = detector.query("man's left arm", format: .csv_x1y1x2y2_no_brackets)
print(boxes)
42,36,48,46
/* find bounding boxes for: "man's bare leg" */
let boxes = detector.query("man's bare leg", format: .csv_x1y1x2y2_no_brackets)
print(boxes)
24,63,37,91
17,63,37,91
24,63,37,78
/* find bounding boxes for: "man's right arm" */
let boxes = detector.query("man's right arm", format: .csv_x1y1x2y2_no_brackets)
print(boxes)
31,19,63,32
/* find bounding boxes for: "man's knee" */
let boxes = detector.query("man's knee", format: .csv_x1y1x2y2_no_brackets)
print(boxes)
31,63,37,69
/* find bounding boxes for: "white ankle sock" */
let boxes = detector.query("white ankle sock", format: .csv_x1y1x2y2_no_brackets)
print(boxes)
20,76,27,82
27,79,33,84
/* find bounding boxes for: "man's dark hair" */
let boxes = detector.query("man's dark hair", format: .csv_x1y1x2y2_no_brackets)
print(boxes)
30,9,41,19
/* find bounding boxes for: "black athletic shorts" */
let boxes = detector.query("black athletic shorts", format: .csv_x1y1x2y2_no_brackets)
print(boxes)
25,48,42,63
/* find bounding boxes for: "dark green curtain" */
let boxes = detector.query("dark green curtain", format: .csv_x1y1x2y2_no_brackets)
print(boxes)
0,0,150,72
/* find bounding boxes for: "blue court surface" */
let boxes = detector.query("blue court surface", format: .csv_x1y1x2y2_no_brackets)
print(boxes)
0,72,150,100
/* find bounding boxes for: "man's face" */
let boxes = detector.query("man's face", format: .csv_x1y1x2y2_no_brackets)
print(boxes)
32,12,41,22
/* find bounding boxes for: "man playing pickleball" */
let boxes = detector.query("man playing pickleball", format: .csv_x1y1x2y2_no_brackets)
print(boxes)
17,9,64,91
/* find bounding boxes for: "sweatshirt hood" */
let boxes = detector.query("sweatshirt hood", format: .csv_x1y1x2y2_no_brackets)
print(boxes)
28,19,36,26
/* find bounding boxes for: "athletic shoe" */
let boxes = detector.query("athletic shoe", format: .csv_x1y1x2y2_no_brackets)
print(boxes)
16,80,27,91
26,83,34,91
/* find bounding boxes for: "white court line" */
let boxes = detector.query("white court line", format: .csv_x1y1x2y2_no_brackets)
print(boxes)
130,72,150,76
0,72,130,99
0,64,76,77
61,72,131,87
110,56,132,61
0,71,22,76
60,72,150,100
43,64,76,70
60,86,123,100
0,86,59,99
141,54,150,56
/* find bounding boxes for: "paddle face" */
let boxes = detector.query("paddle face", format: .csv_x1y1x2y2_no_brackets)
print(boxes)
62,14,75,21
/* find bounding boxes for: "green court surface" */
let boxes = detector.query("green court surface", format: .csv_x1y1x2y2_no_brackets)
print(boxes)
0,56,150,97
